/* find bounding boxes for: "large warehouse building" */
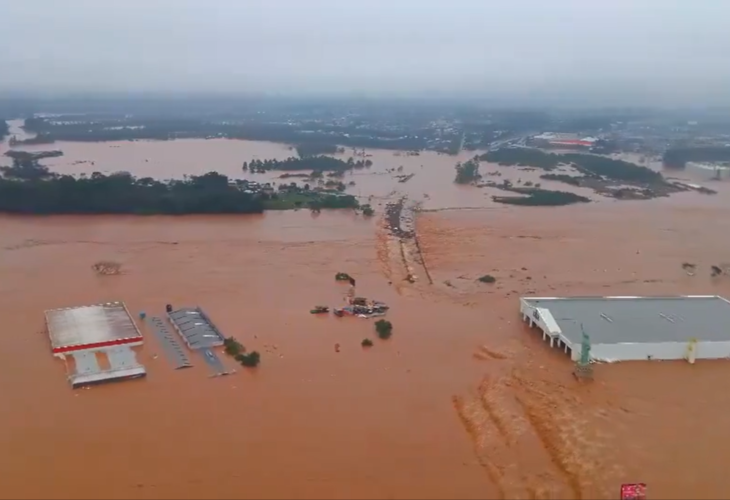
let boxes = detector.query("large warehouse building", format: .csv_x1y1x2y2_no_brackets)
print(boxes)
530,133,598,149
45,301,146,387
519,295,730,362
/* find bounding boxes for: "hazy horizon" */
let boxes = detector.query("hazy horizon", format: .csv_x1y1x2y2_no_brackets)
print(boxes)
2,0,729,106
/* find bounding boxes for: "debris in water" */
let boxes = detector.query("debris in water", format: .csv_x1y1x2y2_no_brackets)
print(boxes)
310,305,330,314
91,260,122,276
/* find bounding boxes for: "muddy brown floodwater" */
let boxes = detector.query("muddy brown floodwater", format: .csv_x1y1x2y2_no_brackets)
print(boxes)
2,135,730,499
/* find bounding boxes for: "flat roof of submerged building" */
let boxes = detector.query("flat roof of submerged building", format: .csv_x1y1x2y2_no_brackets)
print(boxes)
520,295,730,345
45,301,143,354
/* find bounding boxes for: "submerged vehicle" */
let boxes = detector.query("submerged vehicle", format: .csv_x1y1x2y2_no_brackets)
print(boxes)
333,302,388,318
310,305,330,314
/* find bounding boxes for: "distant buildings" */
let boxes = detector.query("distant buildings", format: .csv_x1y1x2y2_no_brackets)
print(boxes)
530,133,598,150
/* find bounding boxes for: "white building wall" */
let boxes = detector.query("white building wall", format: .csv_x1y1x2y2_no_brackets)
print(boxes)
591,340,730,362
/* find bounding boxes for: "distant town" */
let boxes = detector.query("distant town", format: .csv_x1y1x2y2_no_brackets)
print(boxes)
2,96,729,172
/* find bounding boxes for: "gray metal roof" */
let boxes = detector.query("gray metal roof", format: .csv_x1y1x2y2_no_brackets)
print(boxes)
45,302,142,350
522,295,730,345
167,307,225,349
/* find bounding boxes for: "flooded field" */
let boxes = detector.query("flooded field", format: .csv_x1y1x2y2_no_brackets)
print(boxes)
3,131,730,498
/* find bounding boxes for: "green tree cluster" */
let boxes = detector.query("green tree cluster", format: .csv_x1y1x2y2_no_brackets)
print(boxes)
481,148,662,184
244,156,369,174
224,337,261,367
0,168,265,215
360,204,375,217
492,189,590,206
663,146,730,169
454,159,481,184
539,173,583,186
375,320,393,340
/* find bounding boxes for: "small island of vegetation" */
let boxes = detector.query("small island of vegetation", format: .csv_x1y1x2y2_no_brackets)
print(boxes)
539,173,582,186
295,143,344,158
492,188,590,206
454,158,481,184
5,150,63,161
663,146,730,169
243,156,372,174
480,148,662,184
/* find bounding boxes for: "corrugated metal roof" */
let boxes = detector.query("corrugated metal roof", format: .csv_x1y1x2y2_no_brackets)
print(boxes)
168,307,225,349
521,295,730,345
45,302,142,350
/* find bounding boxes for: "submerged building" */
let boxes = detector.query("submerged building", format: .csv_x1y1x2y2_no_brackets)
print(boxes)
45,301,146,387
530,133,598,149
167,306,226,349
520,295,730,362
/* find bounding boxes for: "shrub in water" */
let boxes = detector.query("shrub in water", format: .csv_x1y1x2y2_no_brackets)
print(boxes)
238,351,261,367
374,319,393,340
224,336,244,356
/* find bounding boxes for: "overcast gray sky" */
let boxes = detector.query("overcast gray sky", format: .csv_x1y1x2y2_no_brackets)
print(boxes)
1,0,729,105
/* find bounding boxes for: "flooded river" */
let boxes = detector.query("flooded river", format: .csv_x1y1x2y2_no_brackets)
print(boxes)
2,128,730,499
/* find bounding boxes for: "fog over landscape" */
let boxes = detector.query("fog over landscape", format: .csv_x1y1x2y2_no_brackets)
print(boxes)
2,0,730,105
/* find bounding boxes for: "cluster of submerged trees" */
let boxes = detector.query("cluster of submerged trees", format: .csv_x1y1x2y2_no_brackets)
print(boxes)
243,156,372,173
492,188,590,206
223,337,260,367
451,150,594,206
454,158,481,184
0,160,358,215
295,143,345,158
663,146,730,169
480,148,663,184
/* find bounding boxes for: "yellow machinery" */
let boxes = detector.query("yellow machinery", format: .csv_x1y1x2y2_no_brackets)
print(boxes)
685,338,698,364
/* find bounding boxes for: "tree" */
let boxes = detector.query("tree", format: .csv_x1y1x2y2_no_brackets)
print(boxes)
237,351,261,367
454,159,481,184
375,320,393,340
224,337,244,356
